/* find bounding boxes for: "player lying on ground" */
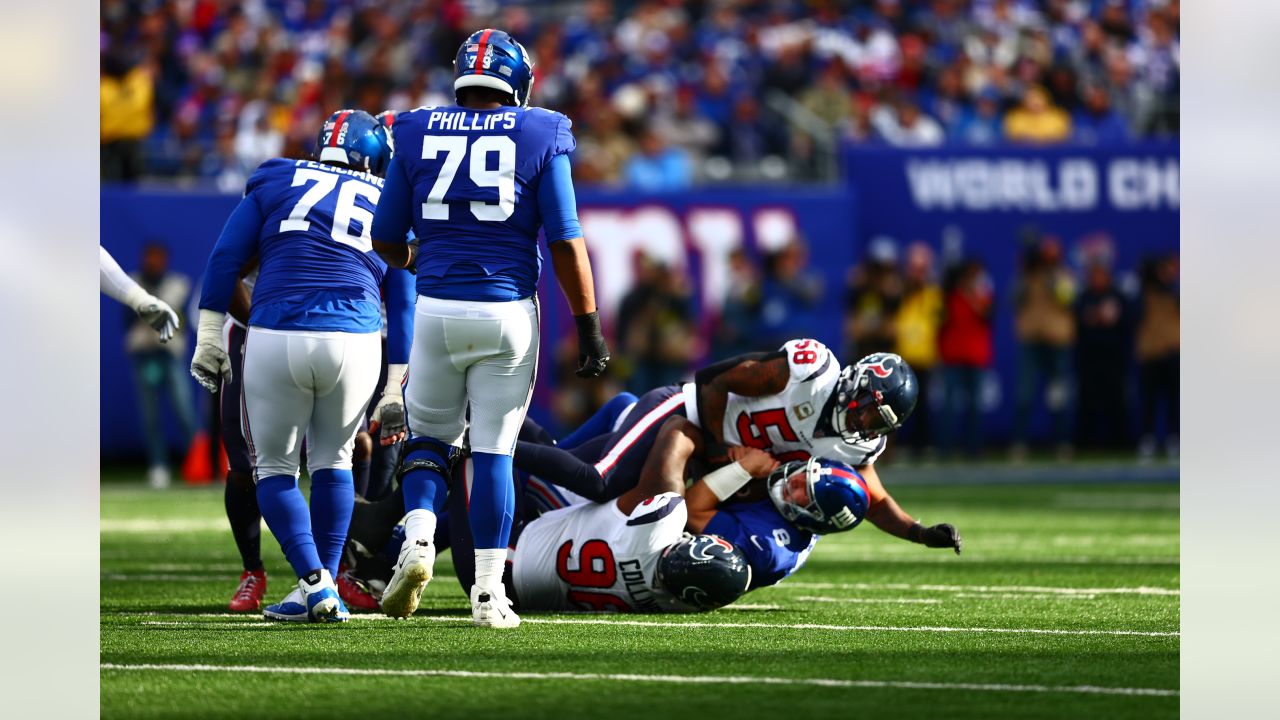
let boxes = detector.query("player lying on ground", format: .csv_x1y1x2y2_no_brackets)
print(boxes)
439,444,755,614
515,342,962,554
369,28,609,629
100,245,180,342
192,109,413,623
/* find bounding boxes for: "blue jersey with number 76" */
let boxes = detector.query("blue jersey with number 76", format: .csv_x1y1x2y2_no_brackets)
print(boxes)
371,105,581,303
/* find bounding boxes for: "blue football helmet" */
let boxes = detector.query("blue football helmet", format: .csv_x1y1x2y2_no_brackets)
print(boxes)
830,352,919,443
453,28,535,107
767,457,870,535
375,110,397,154
315,109,391,177
656,534,751,611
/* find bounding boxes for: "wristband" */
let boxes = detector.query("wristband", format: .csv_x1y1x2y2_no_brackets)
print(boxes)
702,462,753,502
574,311,603,341
907,522,924,543
383,363,408,397
123,285,155,314
197,309,227,346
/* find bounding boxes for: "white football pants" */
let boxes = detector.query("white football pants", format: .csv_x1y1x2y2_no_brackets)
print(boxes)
405,296,538,455
242,327,381,479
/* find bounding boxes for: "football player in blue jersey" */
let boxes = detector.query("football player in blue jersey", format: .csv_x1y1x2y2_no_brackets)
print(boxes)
191,109,414,623
370,29,608,628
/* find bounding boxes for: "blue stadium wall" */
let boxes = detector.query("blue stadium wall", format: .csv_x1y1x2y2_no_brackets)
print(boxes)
100,143,1177,459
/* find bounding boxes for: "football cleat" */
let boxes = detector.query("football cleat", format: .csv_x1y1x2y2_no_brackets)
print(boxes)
263,586,309,623
380,540,434,618
300,570,348,623
228,568,267,612
336,565,380,611
470,584,520,629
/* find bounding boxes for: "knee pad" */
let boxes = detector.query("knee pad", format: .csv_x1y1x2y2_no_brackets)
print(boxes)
397,436,457,483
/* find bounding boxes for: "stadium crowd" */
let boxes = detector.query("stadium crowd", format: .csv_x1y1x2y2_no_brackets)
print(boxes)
101,0,1180,187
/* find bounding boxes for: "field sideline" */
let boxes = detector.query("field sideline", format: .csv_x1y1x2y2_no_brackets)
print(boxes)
101,473,1179,719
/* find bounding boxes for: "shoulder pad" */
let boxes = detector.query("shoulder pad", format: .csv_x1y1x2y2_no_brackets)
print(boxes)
525,107,575,156
779,339,836,384
244,158,295,196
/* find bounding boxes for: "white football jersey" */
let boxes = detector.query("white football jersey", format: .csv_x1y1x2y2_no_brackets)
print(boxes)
512,492,689,613
712,339,887,467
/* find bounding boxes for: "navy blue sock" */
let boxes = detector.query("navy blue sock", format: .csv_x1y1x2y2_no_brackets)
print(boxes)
309,469,355,579
401,437,450,515
255,474,322,579
560,392,640,449
469,452,514,549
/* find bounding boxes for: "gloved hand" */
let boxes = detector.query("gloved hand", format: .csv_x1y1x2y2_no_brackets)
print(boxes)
189,309,230,393
369,364,408,445
910,522,963,555
136,296,180,343
573,311,610,378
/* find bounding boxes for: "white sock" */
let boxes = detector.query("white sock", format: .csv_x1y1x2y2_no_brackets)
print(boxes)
403,509,437,547
474,549,507,592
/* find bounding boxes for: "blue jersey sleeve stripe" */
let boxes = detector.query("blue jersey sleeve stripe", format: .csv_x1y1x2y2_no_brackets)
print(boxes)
382,267,416,364
199,193,264,312
537,153,582,243
371,154,413,244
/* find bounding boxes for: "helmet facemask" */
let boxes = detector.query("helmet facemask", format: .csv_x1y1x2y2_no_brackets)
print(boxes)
830,365,900,443
767,460,825,528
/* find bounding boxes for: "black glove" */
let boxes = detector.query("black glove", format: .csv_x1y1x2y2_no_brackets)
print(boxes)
573,311,610,378
910,522,962,555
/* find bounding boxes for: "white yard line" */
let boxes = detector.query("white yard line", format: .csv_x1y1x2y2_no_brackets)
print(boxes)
103,574,228,582
141,621,276,628
115,612,1177,637
796,596,943,605
101,519,232,533
774,582,1178,596
99,662,1178,698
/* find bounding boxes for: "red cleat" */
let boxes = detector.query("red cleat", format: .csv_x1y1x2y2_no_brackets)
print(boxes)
337,567,381,611
229,569,267,612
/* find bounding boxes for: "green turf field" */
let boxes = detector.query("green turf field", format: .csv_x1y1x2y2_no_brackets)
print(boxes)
101,476,1179,719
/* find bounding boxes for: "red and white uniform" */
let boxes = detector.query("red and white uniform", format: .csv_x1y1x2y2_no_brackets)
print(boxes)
684,339,887,467
512,492,690,613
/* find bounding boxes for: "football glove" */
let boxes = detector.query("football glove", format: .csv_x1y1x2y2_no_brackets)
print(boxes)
573,311,610,379
136,295,180,343
910,522,963,555
369,364,408,445
190,309,230,393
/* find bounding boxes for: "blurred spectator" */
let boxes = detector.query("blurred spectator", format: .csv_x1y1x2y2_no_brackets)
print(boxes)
1073,247,1133,450
893,243,944,460
652,86,720,169
714,248,763,360
1072,81,1132,145
101,51,154,182
234,101,284,172
760,239,824,350
937,259,994,460
951,86,1005,145
614,253,699,395
1135,253,1179,461
573,107,635,185
872,96,945,147
1011,235,1077,460
125,244,197,489
844,236,902,362
623,126,694,191
1003,85,1072,144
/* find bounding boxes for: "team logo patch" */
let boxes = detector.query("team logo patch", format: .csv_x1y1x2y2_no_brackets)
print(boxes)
794,401,814,420
864,357,897,378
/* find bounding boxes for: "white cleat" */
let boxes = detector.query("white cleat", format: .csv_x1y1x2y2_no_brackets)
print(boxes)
471,584,520,629
380,540,434,618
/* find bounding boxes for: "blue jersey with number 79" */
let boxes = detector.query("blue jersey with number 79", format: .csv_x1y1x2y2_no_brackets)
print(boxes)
370,105,582,303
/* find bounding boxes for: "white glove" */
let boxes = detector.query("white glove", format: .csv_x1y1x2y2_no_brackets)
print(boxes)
369,363,408,444
189,309,230,393
125,286,180,343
